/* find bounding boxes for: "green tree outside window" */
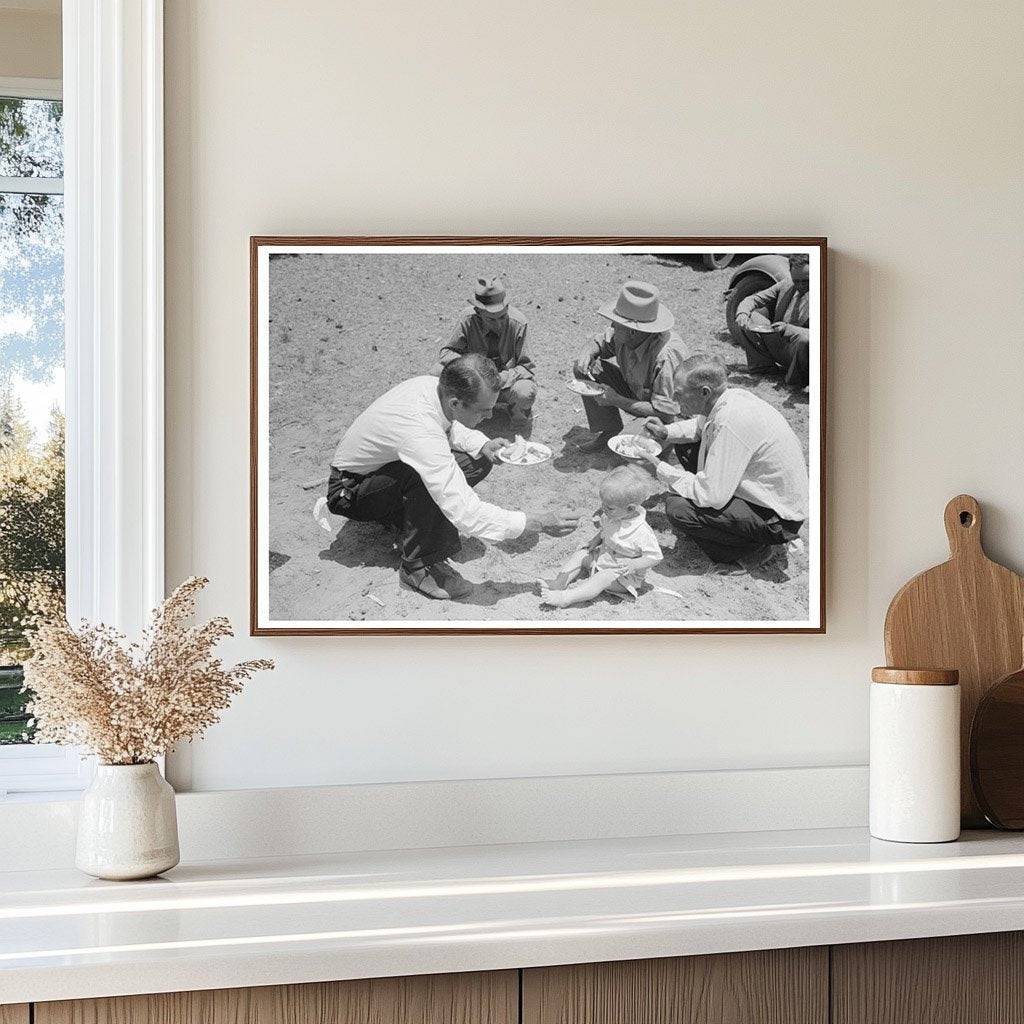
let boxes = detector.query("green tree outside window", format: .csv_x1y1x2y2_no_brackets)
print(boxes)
0,95,65,744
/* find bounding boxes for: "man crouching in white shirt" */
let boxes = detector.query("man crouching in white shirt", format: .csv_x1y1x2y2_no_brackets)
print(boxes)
328,354,579,601
638,353,808,567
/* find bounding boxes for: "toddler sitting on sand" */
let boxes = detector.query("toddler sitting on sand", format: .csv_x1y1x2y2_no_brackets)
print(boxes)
539,465,663,608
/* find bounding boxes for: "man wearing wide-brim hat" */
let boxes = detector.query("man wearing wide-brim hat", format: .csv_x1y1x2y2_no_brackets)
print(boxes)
571,281,690,452
432,277,537,431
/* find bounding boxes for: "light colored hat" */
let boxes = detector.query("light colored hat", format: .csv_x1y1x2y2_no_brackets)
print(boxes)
598,281,674,333
470,277,509,313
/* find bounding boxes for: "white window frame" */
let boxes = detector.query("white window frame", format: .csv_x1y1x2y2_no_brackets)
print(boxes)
0,1,165,799
0,76,64,194
0,77,61,101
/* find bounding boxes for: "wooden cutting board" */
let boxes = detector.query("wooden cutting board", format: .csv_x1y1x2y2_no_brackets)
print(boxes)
884,494,1024,826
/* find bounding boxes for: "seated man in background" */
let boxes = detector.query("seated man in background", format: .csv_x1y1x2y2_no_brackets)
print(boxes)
733,253,811,387
640,354,808,567
571,281,689,452
329,354,577,600
432,276,536,431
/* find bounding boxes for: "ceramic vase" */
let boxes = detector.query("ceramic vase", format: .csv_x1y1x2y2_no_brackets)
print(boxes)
76,762,180,880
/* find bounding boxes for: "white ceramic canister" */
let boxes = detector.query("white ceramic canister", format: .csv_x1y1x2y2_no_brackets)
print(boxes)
869,667,961,843
76,762,180,880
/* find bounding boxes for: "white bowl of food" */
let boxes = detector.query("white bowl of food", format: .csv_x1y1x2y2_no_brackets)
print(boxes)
565,378,604,397
498,436,553,466
607,433,661,461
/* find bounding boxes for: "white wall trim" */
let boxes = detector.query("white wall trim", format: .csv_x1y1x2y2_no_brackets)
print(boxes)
0,765,869,870
63,0,164,635
0,743,93,798
0,76,62,100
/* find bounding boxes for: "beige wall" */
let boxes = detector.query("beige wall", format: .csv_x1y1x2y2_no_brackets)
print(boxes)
164,1,1024,791
0,7,60,81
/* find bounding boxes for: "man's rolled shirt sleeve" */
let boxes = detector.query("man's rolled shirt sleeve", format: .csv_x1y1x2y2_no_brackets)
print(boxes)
654,460,686,489
448,420,490,458
667,426,755,510
663,416,704,444
735,282,783,325
398,430,525,542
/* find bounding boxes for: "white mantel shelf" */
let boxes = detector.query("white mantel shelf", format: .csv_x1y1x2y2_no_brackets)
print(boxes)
4,826,1024,1004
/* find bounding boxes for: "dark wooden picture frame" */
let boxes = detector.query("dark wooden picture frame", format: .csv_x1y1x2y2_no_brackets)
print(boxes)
251,236,827,636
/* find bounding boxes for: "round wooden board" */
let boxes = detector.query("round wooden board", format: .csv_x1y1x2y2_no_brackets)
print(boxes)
970,662,1024,829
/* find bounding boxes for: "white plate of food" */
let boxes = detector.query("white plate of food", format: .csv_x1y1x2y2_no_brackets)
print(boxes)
608,433,661,461
497,435,553,466
565,378,604,397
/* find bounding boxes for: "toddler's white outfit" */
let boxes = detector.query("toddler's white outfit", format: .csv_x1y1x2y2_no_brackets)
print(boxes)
588,508,663,597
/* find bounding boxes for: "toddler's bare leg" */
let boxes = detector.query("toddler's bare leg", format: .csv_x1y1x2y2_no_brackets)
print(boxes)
548,548,589,591
541,570,620,608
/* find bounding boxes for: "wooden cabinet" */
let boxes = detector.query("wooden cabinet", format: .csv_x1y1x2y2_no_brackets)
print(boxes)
34,971,517,1024
832,932,1024,1024
24,932,1024,1024
522,947,828,1024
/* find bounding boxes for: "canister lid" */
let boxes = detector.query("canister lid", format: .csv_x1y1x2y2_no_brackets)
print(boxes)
871,667,959,686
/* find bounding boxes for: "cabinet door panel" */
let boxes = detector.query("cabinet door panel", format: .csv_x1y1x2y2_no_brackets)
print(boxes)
0,1006,29,1024
36,970,517,1024
832,932,1024,1024
523,948,828,1024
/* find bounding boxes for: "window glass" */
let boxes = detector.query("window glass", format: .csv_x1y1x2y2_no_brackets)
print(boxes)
0,98,63,178
0,97,65,746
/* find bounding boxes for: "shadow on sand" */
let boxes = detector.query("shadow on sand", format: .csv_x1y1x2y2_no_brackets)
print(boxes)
454,579,541,608
477,408,531,441
451,537,488,564
318,520,397,569
495,531,542,555
552,426,617,474
652,533,716,581
746,559,792,584
726,364,807,410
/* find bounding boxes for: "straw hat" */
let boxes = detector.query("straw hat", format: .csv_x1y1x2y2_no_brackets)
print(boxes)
470,277,509,313
598,281,674,333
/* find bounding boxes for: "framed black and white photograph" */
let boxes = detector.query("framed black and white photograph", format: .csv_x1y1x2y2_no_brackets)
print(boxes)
250,237,826,635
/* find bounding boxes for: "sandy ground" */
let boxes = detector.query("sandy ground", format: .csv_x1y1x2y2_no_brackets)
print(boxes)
266,253,811,625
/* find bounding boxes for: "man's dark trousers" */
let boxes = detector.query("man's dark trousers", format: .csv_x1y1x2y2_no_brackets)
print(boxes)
581,359,632,435
739,325,809,387
326,452,492,570
665,494,802,563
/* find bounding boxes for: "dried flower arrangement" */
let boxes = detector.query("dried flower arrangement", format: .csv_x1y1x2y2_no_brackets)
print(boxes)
22,576,273,765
